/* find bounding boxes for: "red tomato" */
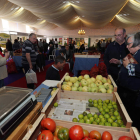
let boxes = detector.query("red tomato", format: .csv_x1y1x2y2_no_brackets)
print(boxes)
82,136,95,140
41,118,56,132
69,125,84,140
119,136,133,140
89,130,101,140
83,129,89,138
37,130,53,140
53,136,60,140
102,131,112,140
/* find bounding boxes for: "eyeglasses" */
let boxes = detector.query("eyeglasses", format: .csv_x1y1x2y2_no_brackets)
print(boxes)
114,34,122,37
126,42,133,45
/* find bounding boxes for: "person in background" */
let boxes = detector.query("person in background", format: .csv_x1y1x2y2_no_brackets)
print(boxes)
117,32,140,131
22,33,38,89
0,50,9,88
19,38,23,48
0,45,2,53
101,40,106,53
55,38,58,48
104,27,129,82
38,39,43,48
43,40,49,53
60,45,74,71
48,44,54,59
12,39,20,51
79,44,85,53
6,39,13,52
97,40,101,51
46,56,65,81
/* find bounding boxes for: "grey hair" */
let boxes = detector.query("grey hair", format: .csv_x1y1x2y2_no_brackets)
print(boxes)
55,56,65,64
29,33,36,38
115,27,126,34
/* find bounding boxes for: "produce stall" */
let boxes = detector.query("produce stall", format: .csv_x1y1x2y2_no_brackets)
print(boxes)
22,89,139,140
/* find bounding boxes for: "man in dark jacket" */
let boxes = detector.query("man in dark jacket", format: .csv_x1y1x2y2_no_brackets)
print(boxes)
104,27,129,82
60,45,74,71
6,39,13,51
117,32,140,131
12,39,20,51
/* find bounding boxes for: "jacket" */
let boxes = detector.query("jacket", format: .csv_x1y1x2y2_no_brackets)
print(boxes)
104,41,129,76
118,49,140,91
0,55,8,80
59,49,73,60
13,42,20,51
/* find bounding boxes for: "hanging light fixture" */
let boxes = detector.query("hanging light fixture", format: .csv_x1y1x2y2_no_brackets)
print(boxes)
78,21,85,35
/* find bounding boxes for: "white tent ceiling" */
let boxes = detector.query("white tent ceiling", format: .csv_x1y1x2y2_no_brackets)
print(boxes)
1,0,140,30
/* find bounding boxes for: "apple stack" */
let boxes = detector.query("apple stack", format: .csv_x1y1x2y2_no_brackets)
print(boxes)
73,99,125,127
62,74,114,93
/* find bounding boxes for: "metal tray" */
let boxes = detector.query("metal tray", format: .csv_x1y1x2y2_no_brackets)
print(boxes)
0,86,33,120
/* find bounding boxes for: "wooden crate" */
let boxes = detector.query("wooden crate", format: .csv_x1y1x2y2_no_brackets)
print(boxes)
58,73,117,93
6,102,43,140
22,113,139,140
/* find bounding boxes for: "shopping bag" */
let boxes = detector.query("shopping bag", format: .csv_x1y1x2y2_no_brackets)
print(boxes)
25,69,37,84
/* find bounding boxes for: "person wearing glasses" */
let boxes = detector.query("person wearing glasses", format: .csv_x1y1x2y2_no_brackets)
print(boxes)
117,32,140,131
104,27,129,82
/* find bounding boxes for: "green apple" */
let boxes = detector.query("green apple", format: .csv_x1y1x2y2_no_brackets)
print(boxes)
95,80,102,86
109,109,114,112
113,104,118,109
91,77,96,82
78,114,84,119
88,103,93,107
84,116,88,121
108,118,113,123
108,84,114,90
121,125,126,128
63,82,67,85
108,112,114,116
67,82,73,86
112,122,118,127
98,99,102,104
103,106,107,110
99,122,104,125
83,112,87,116
104,83,111,89
93,114,98,119
107,89,113,94
90,83,97,88
88,99,93,103
82,86,88,92
111,116,116,121
114,111,119,116
84,74,90,80
93,103,98,107
78,119,84,123
92,121,98,125
101,111,106,115
72,118,78,122
71,86,78,91
91,87,98,92
96,75,103,81
108,105,113,109
70,77,77,83
87,79,92,84
117,120,124,126
98,85,105,89
99,108,103,112
78,76,83,81
105,99,110,104
105,108,109,113
102,77,107,83
90,117,94,123
103,103,108,106
112,101,116,105
73,82,79,87
99,88,106,93
98,102,103,106
54,102,58,107
104,114,110,119
105,122,111,126
87,113,93,119
65,76,70,81
93,100,97,104
95,118,100,123
78,87,83,91
97,105,102,109
100,118,106,123
107,79,112,84
116,115,122,120
99,115,104,119
88,87,92,92
85,119,91,124
81,80,88,87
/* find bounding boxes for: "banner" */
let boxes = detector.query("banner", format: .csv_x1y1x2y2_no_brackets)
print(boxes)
0,33,10,44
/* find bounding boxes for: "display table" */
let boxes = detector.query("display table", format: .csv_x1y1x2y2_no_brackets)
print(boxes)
73,57,99,76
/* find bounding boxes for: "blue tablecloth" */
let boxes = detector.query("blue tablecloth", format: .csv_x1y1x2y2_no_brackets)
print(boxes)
30,84,51,107
13,56,22,67
83,50,88,52
73,58,99,76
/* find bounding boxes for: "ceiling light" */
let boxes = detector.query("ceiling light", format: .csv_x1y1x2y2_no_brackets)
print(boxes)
82,15,85,17
78,29,85,35
76,1,80,3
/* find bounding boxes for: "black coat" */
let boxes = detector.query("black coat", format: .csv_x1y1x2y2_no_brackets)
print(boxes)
59,49,73,61
49,46,54,55
13,42,20,51
6,41,13,51
104,41,129,77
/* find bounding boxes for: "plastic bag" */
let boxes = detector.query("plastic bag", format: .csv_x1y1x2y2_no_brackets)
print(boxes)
25,69,37,84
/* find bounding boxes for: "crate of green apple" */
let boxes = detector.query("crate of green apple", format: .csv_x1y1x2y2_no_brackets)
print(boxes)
72,99,126,128
23,116,139,140
60,73,117,94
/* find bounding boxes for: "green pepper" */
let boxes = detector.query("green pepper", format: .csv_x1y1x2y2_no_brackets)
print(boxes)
58,127,69,140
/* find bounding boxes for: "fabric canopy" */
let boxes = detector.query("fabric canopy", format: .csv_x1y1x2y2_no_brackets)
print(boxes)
0,0,140,30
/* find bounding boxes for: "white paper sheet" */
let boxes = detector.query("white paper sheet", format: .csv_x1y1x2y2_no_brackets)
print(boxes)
42,80,60,87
